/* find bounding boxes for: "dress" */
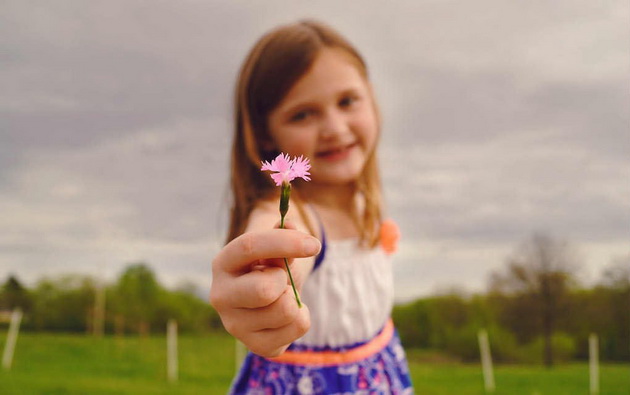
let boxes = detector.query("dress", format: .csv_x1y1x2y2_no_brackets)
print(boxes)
230,228,413,394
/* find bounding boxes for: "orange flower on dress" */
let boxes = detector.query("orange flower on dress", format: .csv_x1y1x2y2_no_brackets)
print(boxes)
379,219,400,255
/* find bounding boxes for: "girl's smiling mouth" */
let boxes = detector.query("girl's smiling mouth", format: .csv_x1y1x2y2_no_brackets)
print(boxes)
316,142,358,161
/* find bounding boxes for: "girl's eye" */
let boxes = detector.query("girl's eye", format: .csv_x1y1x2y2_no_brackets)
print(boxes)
339,95,357,108
290,110,311,123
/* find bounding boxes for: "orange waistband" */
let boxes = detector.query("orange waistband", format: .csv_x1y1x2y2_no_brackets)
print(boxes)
268,319,394,366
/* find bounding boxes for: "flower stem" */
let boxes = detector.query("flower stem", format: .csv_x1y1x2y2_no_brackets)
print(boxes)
280,214,302,308
279,183,302,308
283,257,302,308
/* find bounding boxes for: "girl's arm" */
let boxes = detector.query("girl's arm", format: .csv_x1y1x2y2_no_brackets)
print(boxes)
210,201,320,357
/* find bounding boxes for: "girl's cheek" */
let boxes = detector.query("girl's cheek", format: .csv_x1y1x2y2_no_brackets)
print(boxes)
292,127,318,151
277,130,313,156
353,117,377,144
365,111,380,141
289,139,314,157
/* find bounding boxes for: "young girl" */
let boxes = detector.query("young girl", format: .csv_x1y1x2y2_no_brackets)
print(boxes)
210,19,413,394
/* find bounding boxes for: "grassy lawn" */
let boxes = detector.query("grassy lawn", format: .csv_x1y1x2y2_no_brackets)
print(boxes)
1,332,628,394
410,362,630,395
0,332,235,394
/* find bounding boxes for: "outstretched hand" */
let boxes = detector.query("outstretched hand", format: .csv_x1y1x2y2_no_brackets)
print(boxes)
210,222,320,357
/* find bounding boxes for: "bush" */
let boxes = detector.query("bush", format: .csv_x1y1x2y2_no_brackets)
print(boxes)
484,326,521,363
515,333,577,364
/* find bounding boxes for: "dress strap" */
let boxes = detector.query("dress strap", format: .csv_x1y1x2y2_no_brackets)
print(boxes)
310,205,326,272
313,234,326,271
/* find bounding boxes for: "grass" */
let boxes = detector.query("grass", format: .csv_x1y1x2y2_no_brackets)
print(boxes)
410,362,630,395
1,332,628,394
0,332,235,394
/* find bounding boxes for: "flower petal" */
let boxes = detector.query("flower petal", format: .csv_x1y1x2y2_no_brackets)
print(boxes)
261,153,311,185
270,173,285,186
274,153,292,172
261,160,275,172
291,155,311,180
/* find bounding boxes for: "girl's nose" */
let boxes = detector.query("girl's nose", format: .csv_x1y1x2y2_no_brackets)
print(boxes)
320,110,348,138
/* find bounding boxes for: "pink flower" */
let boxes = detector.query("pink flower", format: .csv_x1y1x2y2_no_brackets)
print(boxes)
261,153,311,186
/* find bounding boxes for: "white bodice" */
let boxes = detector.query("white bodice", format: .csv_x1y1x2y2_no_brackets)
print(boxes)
294,238,394,348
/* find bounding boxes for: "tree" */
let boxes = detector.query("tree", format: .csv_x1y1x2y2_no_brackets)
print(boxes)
601,254,630,289
110,263,162,335
598,255,630,361
0,275,32,312
30,275,95,332
489,233,579,367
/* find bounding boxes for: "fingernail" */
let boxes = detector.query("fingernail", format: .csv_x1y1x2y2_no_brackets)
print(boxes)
302,237,321,255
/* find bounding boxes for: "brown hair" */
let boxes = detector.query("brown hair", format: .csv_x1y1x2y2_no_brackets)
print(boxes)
226,19,383,246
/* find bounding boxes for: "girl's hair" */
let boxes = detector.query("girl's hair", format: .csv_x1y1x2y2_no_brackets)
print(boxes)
227,19,383,246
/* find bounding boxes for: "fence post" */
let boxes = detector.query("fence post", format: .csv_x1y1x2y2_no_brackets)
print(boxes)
167,319,178,383
589,333,599,395
478,329,495,393
2,308,23,370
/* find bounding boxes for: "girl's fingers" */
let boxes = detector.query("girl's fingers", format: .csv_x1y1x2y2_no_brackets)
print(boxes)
214,229,320,274
246,304,311,357
225,266,289,309
231,286,301,331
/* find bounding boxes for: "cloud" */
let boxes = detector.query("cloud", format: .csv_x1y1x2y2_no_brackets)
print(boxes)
383,128,629,238
1,0,628,300
0,116,229,288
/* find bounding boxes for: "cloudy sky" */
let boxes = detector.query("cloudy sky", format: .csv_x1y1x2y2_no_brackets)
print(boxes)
1,1,628,301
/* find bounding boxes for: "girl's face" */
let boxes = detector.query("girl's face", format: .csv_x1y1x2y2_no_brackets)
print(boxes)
267,48,379,186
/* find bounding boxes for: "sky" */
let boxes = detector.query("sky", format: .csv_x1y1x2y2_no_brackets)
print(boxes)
1,0,628,302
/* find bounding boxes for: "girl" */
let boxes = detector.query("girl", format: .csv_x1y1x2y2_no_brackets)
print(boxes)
210,19,413,394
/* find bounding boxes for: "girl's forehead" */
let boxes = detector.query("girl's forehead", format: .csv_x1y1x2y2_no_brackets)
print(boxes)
278,48,369,107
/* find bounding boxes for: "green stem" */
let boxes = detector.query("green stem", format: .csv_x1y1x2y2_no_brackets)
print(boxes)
280,213,302,308
279,183,302,308
284,257,302,308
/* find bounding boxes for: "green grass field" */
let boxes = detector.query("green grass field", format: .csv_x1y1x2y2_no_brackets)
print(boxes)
1,332,628,394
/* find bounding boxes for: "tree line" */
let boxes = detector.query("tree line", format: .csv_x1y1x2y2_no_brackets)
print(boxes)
393,234,629,365
1,234,628,366
0,263,222,335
